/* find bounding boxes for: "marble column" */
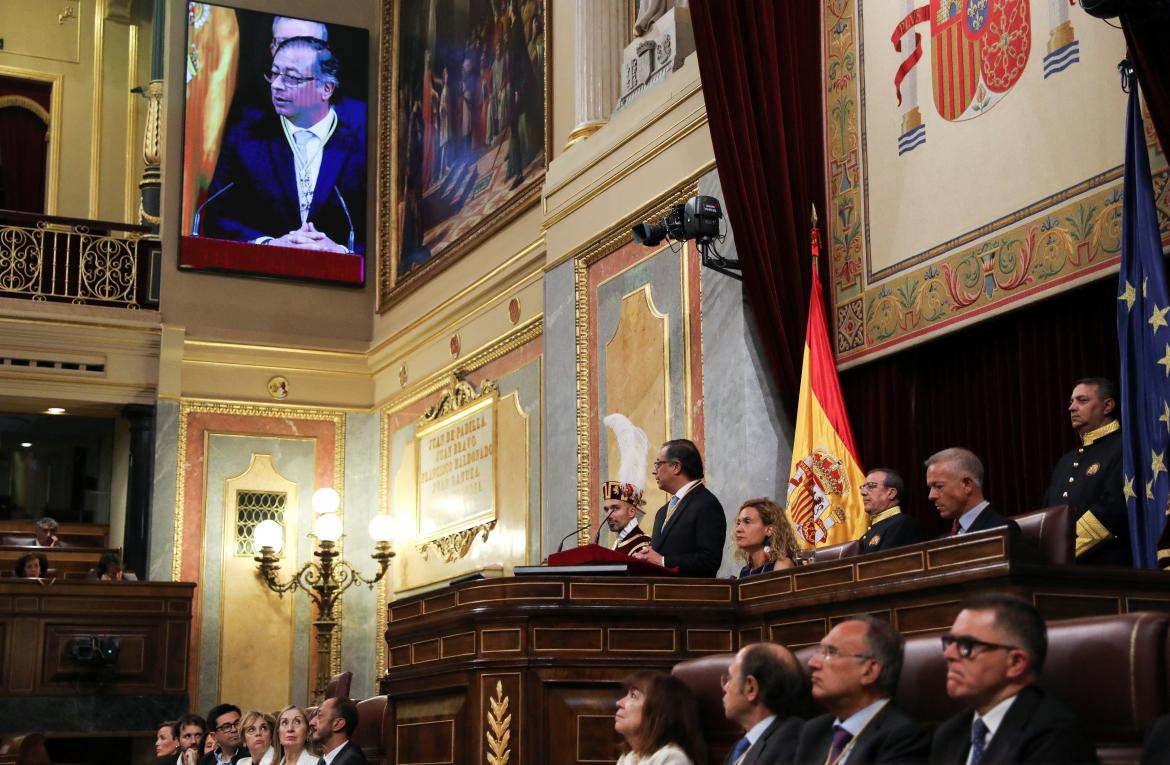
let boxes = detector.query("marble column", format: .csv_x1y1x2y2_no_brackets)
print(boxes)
121,404,156,579
566,0,627,149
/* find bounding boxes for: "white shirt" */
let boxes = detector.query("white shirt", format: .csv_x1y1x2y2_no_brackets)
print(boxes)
965,693,1017,765
614,517,641,549
743,714,776,749
615,743,693,765
956,500,990,533
321,740,349,765
281,108,337,223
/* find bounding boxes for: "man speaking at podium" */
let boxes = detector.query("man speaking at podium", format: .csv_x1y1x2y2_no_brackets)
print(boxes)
203,36,366,253
632,439,726,576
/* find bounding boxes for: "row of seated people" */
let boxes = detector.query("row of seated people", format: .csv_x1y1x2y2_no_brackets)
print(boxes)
153,674,363,765
0,517,108,548
6,551,132,580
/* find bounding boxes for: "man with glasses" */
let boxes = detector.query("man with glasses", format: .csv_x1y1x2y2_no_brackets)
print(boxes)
203,35,366,254
631,438,726,576
199,704,245,765
796,615,928,764
930,593,1097,764
858,469,922,553
720,642,805,765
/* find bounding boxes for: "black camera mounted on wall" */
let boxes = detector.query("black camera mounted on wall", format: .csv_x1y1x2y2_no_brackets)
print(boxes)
632,195,742,280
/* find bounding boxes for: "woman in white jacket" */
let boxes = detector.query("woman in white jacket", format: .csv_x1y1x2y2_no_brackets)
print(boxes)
614,671,705,765
273,705,318,765
236,711,275,765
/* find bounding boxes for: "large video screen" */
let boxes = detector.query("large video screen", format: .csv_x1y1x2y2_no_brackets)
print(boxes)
180,3,369,286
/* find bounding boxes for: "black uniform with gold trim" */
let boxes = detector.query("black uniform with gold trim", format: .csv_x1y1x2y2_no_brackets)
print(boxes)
859,506,923,553
613,525,651,556
1043,420,1130,566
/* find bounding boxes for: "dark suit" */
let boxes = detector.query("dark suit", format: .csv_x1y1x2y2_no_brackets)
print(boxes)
202,104,367,253
930,685,1099,764
325,740,366,765
730,715,802,765
859,510,923,553
1141,713,1170,765
650,482,726,577
1042,425,1129,566
959,505,1021,537
197,747,245,765
795,704,929,765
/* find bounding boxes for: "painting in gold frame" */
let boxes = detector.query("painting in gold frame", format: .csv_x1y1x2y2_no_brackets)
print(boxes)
377,0,549,311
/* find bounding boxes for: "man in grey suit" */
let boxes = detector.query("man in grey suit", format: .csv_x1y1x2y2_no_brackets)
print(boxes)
721,642,805,765
795,615,928,764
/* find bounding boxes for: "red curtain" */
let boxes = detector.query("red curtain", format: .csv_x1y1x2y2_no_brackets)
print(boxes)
1123,8,1170,155
691,0,827,414
840,277,1120,536
0,107,48,213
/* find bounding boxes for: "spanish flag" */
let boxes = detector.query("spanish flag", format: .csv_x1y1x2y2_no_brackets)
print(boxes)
785,219,867,548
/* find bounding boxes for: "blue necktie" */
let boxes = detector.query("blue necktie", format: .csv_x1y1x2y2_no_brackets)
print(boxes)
663,495,681,526
728,736,751,764
970,718,989,765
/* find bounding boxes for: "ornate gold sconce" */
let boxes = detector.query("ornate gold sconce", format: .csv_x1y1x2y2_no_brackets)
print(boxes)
252,488,395,702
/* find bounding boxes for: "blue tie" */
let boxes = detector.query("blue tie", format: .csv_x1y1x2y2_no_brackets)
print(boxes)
970,718,989,765
664,495,681,526
728,736,751,764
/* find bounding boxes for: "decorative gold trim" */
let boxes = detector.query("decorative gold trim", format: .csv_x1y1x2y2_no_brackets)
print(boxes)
1075,511,1114,557
485,679,511,765
377,0,552,312
0,96,50,124
564,121,605,149
89,0,107,218
124,22,139,222
417,520,496,563
869,507,903,526
420,377,500,422
1081,419,1121,446
573,178,702,542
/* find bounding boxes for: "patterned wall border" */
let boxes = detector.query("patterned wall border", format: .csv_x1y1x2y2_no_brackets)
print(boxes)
822,0,1170,365
572,177,701,545
173,400,347,694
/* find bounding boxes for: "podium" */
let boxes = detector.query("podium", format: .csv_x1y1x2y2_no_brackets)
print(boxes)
514,543,678,576
179,235,364,285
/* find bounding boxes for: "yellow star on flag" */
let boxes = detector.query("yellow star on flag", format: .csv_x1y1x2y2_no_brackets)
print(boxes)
1150,304,1170,334
1119,281,1137,312
1160,344,1170,377
1147,479,1156,500
1161,401,1170,433
1124,474,1136,501
1153,449,1168,481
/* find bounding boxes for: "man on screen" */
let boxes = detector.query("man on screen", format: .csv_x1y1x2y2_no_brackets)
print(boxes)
201,36,366,253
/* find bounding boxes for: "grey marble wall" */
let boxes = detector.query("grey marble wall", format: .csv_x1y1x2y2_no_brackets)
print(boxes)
148,399,179,582
542,259,579,558
698,170,795,577
340,411,381,699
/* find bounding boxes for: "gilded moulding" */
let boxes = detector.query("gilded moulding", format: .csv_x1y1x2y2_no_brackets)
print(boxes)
573,177,699,545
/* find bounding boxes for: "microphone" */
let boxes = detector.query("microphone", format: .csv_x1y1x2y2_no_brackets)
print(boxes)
592,505,618,545
334,185,355,253
555,506,618,554
191,182,234,236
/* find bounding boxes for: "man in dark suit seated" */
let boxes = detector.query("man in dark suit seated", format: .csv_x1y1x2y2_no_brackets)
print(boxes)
631,438,726,576
1043,377,1129,566
199,704,244,765
925,448,1020,537
930,593,1098,764
309,697,366,765
721,642,806,765
202,37,366,254
858,469,922,553
796,615,928,764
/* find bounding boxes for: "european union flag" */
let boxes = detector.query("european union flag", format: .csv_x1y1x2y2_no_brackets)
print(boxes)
1117,62,1170,569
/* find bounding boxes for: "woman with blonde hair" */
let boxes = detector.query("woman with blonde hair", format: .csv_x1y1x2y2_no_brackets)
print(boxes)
734,497,800,577
237,710,276,765
272,705,317,765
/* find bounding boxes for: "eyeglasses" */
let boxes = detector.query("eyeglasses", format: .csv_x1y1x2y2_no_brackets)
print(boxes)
264,70,317,88
652,459,678,470
215,720,241,733
814,643,874,661
860,482,886,491
940,633,1018,659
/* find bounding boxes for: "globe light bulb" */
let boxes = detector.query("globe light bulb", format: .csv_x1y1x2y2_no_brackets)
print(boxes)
311,487,341,515
254,519,284,553
368,514,397,543
314,512,343,542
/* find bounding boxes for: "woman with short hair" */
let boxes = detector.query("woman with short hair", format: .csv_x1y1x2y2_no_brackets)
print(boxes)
237,710,276,765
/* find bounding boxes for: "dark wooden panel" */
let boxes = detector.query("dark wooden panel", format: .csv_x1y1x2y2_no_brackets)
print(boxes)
608,628,674,653
412,639,440,663
686,629,732,653
395,719,455,764
440,631,475,658
769,617,829,648
652,582,732,601
532,628,602,652
481,628,522,654
389,644,411,668
1034,593,1121,621
542,682,624,765
569,582,649,601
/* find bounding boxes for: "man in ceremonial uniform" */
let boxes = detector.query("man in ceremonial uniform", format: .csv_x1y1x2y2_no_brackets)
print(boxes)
1043,378,1129,566
796,615,929,764
632,438,726,576
601,481,651,555
858,469,922,553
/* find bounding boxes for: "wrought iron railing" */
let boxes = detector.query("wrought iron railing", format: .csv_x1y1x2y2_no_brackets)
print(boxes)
0,209,158,309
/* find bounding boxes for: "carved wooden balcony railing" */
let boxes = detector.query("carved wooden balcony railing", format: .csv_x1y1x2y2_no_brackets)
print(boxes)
0,209,159,309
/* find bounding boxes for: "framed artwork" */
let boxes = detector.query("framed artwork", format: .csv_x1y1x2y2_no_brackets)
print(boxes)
377,0,549,310
179,3,370,286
